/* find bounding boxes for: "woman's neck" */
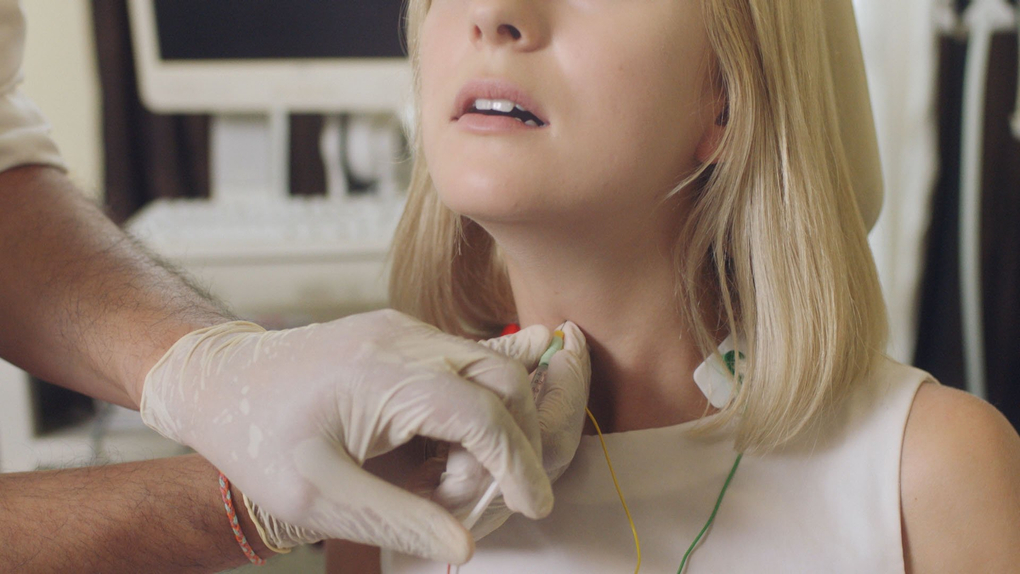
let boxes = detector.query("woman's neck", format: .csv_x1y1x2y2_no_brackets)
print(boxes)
498,222,717,433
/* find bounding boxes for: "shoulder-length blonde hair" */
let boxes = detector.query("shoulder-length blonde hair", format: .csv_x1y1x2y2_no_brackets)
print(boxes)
390,0,888,452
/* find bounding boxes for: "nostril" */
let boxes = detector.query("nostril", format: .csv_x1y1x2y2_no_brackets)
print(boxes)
498,24,522,40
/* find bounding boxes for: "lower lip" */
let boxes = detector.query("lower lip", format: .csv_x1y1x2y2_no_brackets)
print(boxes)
455,113,545,132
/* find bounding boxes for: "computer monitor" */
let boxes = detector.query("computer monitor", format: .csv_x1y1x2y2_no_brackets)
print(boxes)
127,0,413,202
127,0,411,114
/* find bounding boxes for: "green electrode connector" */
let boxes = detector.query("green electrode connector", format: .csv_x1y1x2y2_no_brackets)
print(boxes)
530,330,564,400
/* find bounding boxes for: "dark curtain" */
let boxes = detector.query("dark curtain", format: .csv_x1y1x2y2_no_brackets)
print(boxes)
914,29,1020,431
92,0,210,224
90,1,325,224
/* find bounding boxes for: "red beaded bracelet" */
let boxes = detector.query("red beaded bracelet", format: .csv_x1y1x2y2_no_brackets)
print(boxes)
218,471,267,566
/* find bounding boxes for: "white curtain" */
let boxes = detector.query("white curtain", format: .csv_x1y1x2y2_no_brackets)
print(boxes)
853,0,940,363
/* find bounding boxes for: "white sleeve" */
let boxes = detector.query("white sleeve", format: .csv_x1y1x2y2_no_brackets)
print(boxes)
0,0,66,174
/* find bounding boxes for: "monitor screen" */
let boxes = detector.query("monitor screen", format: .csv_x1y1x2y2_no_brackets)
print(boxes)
130,0,412,113
154,0,407,61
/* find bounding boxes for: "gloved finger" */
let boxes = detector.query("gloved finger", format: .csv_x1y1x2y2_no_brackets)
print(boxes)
411,375,553,521
434,457,518,540
432,446,516,540
535,321,590,407
432,444,490,518
458,348,544,479
479,324,553,372
397,325,549,468
436,324,588,521
436,324,582,508
536,322,592,474
291,438,476,564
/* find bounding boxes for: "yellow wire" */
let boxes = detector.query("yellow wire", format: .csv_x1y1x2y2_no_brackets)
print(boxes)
585,407,641,574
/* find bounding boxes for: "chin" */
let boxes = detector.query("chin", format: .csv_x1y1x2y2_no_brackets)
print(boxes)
432,167,548,224
437,188,536,224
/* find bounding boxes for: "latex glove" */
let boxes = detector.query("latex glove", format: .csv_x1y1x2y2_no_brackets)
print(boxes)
431,321,592,539
140,309,556,564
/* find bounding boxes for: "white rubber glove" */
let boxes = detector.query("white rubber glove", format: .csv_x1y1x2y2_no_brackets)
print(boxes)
140,309,556,564
431,321,592,539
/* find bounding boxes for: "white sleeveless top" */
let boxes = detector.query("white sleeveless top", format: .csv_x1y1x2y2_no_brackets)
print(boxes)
384,356,933,573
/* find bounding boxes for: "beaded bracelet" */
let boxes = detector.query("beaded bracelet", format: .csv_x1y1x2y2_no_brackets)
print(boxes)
218,471,267,566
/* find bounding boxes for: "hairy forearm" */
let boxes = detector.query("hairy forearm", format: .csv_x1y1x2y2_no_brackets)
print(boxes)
0,165,231,407
0,454,270,573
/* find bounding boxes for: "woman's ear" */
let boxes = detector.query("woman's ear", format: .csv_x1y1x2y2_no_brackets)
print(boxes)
695,101,728,164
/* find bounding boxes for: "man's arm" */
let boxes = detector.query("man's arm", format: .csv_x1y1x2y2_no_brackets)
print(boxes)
0,454,270,573
0,165,229,408
0,166,578,564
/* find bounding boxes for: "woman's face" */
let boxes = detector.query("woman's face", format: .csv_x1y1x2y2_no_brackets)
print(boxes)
418,0,718,230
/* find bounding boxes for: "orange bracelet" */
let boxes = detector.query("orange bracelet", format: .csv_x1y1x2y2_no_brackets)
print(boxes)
218,471,267,566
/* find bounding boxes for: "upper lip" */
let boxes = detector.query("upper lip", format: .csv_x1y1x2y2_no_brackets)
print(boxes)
453,79,550,125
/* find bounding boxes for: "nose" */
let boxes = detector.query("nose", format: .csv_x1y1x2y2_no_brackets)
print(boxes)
470,0,548,51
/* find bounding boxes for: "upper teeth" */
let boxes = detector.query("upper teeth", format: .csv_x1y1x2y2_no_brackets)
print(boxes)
474,98,527,113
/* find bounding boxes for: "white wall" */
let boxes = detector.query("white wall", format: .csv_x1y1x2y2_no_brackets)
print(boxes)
853,0,939,363
19,0,103,200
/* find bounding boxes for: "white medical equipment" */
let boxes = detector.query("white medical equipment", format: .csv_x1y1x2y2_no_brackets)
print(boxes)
125,0,412,277
127,0,411,202
124,0,415,315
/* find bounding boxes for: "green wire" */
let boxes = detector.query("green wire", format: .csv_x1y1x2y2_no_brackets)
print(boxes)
676,346,746,572
676,451,743,573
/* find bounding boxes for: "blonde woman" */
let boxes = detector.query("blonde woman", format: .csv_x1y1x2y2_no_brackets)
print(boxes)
328,0,1020,571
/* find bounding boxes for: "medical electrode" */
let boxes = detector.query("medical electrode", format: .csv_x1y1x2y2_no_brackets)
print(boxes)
530,330,565,400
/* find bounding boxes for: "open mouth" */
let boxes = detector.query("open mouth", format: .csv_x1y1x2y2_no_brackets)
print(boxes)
462,98,547,127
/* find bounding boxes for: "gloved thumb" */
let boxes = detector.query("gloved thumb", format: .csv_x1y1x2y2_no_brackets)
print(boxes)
536,322,592,478
480,324,553,371
535,321,590,405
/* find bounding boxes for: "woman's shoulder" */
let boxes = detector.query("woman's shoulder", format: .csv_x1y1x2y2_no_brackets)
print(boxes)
900,381,1020,572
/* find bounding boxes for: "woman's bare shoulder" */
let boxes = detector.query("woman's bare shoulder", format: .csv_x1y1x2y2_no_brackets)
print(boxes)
901,382,1020,573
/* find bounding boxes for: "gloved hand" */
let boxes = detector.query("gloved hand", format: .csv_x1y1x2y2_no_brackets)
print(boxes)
140,309,557,564
431,321,592,539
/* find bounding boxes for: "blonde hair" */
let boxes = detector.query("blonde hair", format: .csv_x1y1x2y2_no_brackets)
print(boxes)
390,0,888,452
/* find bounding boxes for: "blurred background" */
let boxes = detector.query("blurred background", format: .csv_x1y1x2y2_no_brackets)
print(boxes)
855,0,1019,428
